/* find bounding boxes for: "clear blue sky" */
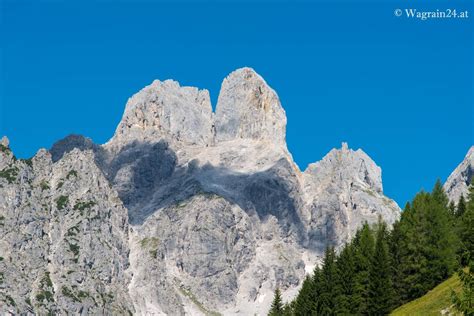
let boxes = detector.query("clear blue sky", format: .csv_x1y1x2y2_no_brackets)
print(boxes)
1,0,473,206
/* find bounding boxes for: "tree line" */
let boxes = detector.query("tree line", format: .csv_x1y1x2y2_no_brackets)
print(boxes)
269,179,474,315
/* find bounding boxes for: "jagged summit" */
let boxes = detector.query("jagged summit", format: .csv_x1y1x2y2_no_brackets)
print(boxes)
108,79,214,148
304,142,383,194
106,67,287,151
1,136,9,147
444,146,474,203
215,67,287,146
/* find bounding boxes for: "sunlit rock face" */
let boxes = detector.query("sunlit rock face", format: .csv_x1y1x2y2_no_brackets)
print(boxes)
214,67,287,148
444,146,474,203
0,68,401,315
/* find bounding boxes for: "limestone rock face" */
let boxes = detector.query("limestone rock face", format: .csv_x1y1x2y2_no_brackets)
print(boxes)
444,146,474,203
1,136,9,147
303,143,400,250
1,68,401,315
0,148,132,315
108,79,214,149
215,68,287,147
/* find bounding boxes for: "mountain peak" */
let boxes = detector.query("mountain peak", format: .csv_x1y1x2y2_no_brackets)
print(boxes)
107,67,288,151
305,144,383,193
444,145,474,203
215,67,287,146
108,78,214,148
1,136,9,148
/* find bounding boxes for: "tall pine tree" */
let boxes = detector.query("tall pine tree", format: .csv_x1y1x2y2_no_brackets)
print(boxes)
293,276,315,315
352,223,375,314
388,219,405,308
334,243,356,314
319,246,338,315
452,260,474,315
459,180,474,263
368,220,393,315
457,195,467,218
269,288,284,316
425,180,458,287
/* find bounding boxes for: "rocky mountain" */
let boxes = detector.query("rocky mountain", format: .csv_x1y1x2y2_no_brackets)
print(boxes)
0,68,401,315
444,146,474,203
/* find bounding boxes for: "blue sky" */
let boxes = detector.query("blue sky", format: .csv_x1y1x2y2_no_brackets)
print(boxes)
0,0,473,206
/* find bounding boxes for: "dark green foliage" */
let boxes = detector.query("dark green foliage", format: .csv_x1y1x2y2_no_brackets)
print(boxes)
394,182,458,302
55,195,69,210
62,286,80,302
20,158,33,168
459,181,474,263
452,261,474,315
36,272,55,304
40,180,50,191
457,195,467,218
368,221,393,315
282,302,294,316
0,144,10,153
66,169,78,179
388,219,404,308
432,179,449,207
334,243,356,314
319,246,338,314
352,223,375,314
5,295,16,306
66,225,80,237
293,276,315,315
69,243,80,258
41,272,53,288
269,288,284,316
73,200,96,211
0,166,19,184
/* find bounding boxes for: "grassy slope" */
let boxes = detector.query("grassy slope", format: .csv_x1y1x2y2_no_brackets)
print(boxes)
391,274,462,316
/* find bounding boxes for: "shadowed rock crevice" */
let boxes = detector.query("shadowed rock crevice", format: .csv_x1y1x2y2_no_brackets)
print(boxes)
100,141,177,210
49,136,307,242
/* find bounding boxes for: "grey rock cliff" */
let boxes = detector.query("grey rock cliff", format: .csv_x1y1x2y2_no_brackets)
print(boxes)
303,143,400,250
1,67,401,315
215,68,287,148
444,146,474,203
1,145,131,314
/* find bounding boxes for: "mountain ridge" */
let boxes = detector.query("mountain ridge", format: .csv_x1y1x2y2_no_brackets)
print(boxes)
1,67,402,315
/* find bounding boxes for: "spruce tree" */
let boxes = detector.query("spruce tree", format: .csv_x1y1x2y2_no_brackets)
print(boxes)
319,246,338,315
388,219,404,308
312,265,323,314
425,181,458,287
452,261,474,315
293,276,315,315
459,180,474,262
368,221,393,315
397,183,459,301
396,197,429,301
457,195,467,217
352,223,375,314
335,242,356,314
432,179,449,208
269,288,284,316
282,302,294,316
